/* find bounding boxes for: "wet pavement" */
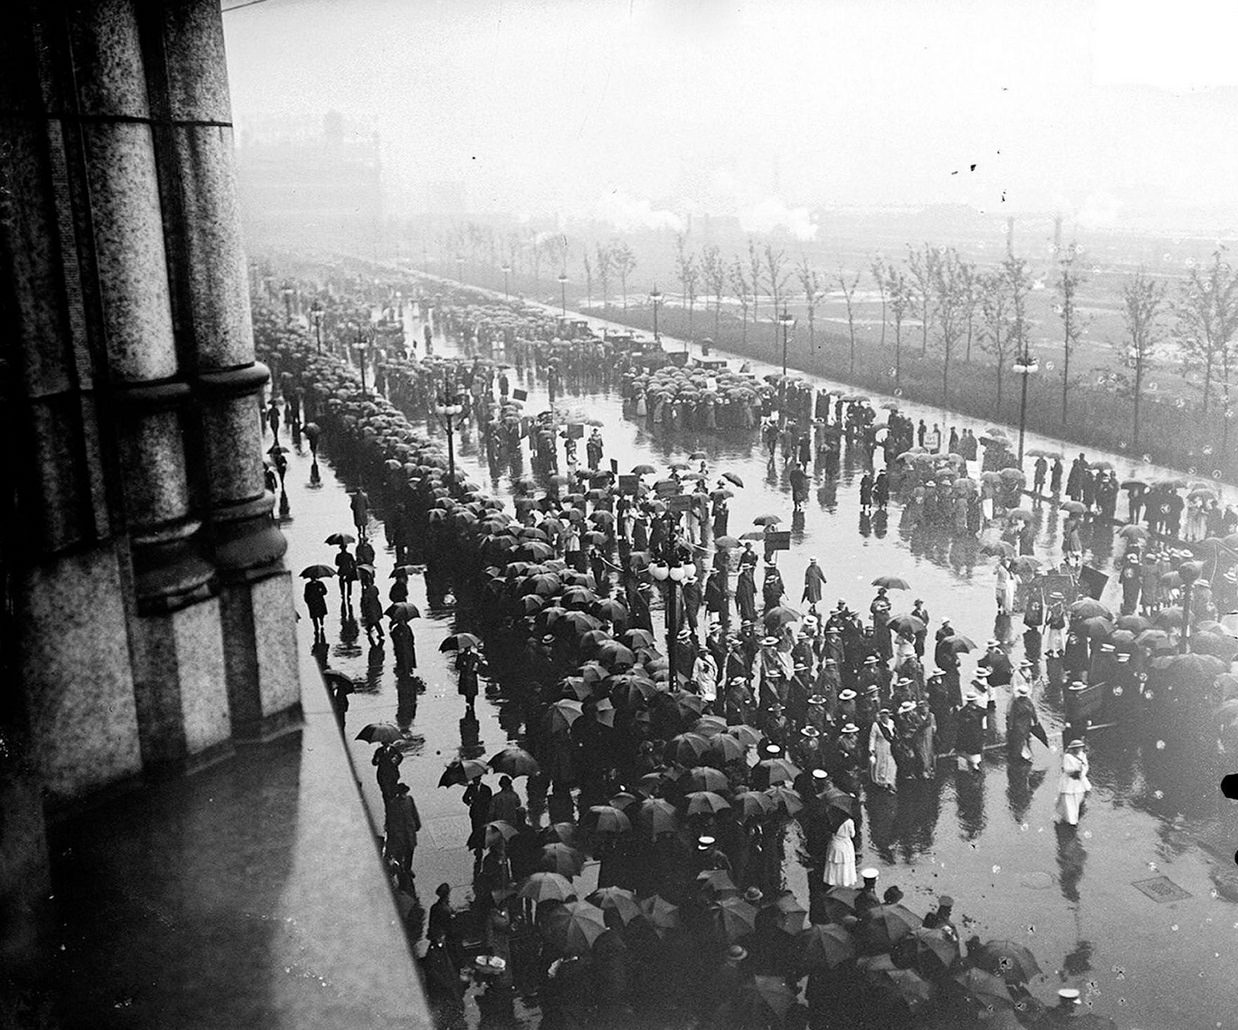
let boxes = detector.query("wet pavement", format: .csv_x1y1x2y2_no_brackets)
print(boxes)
275,303,1238,1030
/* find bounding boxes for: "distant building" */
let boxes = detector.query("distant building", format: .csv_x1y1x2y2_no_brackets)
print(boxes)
236,111,384,254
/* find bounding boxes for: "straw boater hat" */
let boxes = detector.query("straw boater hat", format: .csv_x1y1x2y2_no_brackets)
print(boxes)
811,768,829,782
697,836,717,851
1066,739,1086,750
1018,658,1033,669
726,945,748,962
761,636,780,647
864,655,879,665
801,725,820,739
743,886,764,904
807,694,828,706
897,700,916,714
838,689,856,702
1014,683,1030,696
841,722,859,734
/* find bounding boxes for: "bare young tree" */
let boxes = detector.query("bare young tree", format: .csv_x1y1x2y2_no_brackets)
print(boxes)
870,256,887,348
796,257,823,352
932,247,967,406
959,259,981,362
674,233,691,309
887,265,911,389
506,232,522,276
978,269,1013,411
701,245,727,340
595,242,613,309
529,231,545,284
1174,247,1238,417
748,239,764,328
611,241,637,312
684,255,700,335
765,244,791,348
1120,269,1167,448
835,268,861,374
729,258,751,344
906,244,939,355
1056,242,1088,425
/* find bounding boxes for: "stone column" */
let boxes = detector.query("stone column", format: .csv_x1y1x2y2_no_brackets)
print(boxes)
77,0,236,775
149,0,300,740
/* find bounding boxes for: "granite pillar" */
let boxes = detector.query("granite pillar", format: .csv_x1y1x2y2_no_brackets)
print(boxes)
149,0,300,739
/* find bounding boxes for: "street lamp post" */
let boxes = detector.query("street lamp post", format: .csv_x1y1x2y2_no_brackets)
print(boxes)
1013,348,1039,466
434,384,466,486
310,300,324,354
456,254,465,283
650,287,662,344
281,281,294,319
558,271,568,316
649,511,693,686
777,308,795,422
352,329,371,395
501,263,512,300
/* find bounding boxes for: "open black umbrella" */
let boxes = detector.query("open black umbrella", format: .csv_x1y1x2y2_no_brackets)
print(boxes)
300,564,336,579
487,746,540,777
355,722,403,744
440,632,482,652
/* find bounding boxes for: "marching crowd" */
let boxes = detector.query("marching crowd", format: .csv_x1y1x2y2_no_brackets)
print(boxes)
248,280,1210,1030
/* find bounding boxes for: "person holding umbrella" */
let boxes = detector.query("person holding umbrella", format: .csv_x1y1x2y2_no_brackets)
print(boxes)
303,572,329,640
1054,739,1091,827
383,781,421,889
464,776,494,870
457,643,482,712
956,692,987,772
359,578,384,643
373,742,403,801
801,558,827,614
823,801,857,887
350,488,370,536
390,611,417,672
332,538,357,609
1006,682,1046,763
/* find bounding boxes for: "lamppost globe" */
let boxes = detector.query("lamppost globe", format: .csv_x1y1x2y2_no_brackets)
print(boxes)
650,287,663,344
434,388,466,483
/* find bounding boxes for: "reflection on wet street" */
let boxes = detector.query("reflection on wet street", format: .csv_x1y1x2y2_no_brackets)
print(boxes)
273,302,1237,1030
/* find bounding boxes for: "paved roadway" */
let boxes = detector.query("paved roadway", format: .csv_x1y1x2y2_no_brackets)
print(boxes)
277,297,1237,1030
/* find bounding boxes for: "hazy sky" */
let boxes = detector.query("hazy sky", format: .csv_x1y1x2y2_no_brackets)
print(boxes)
223,0,1238,233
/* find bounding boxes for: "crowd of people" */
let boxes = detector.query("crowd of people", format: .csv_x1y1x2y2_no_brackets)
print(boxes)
243,279,1238,1030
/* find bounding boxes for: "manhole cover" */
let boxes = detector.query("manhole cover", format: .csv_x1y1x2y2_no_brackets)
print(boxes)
1131,876,1192,903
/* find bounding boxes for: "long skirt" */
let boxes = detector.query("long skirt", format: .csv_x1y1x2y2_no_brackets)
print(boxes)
823,836,856,887
1055,791,1084,825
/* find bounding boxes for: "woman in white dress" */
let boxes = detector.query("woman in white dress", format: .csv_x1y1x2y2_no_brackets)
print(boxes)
824,815,857,887
869,710,897,791
1054,739,1092,826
